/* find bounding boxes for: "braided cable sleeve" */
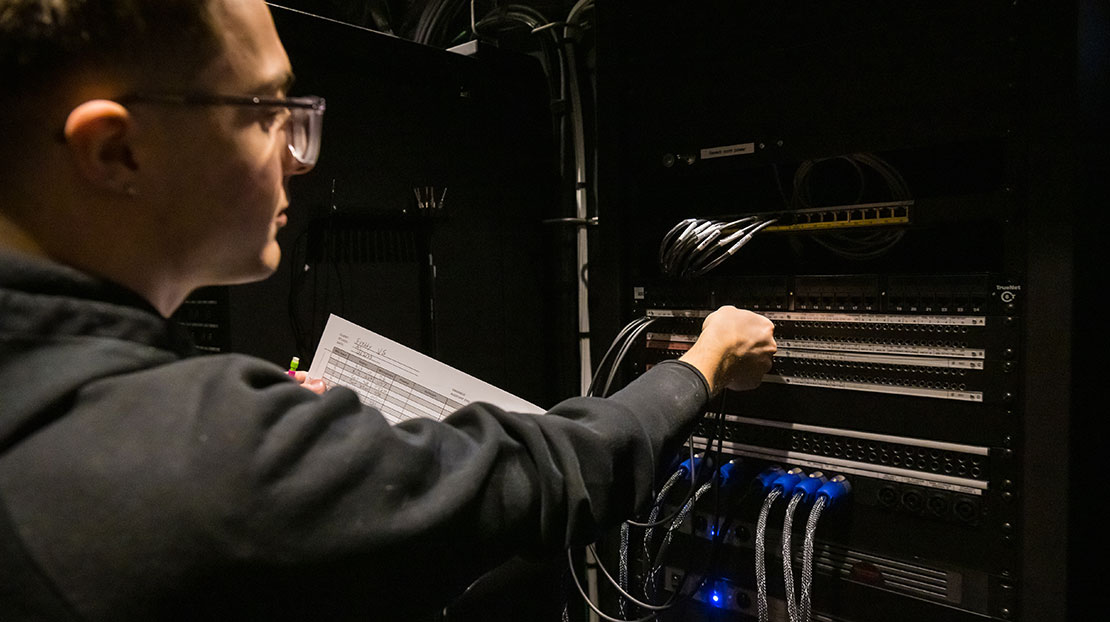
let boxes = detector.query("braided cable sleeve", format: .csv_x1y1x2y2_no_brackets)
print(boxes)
755,488,782,622
800,497,827,622
618,522,629,617
648,480,713,597
641,470,685,598
782,492,805,622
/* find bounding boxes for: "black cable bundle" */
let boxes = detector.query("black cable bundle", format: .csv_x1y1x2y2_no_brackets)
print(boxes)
567,312,741,620
658,216,779,278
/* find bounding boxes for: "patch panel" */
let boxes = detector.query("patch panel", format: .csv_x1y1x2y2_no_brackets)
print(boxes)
615,272,1021,622
634,273,1021,317
695,416,990,485
758,200,913,233
641,453,1001,621
644,308,1018,404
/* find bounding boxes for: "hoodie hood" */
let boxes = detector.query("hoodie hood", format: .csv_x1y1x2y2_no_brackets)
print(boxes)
0,251,194,452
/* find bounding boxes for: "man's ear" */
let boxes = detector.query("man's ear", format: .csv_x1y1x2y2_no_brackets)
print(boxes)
62,100,140,195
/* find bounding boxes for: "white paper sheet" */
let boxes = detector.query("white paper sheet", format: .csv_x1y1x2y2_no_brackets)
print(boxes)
307,314,544,422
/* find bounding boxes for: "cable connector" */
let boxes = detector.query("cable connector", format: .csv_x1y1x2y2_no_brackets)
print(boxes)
752,465,786,493
792,471,828,504
771,467,806,493
718,459,745,490
816,475,852,508
677,452,708,477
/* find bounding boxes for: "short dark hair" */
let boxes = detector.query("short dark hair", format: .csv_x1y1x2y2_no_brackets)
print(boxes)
0,0,222,100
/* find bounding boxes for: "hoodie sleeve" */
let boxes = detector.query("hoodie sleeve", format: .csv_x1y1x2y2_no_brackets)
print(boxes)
3,354,709,621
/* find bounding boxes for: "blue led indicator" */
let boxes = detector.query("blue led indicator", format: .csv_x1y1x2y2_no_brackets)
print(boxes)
708,580,729,608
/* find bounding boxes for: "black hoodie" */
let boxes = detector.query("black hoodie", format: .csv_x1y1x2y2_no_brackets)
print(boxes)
0,251,709,621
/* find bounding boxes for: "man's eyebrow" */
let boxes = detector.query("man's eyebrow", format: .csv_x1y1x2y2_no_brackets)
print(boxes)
253,71,296,95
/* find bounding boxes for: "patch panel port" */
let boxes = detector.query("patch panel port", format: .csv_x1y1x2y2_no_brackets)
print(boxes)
877,485,898,508
901,488,925,513
927,493,951,518
954,496,980,523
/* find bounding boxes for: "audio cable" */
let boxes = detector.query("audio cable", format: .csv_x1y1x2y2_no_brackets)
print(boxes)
698,458,759,551
610,411,727,619
599,318,657,398
638,452,712,600
798,498,825,622
568,437,712,621
641,456,750,617
618,453,702,615
618,522,631,617
568,315,689,622
798,476,851,622
568,315,731,621
755,467,803,622
658,216,779,278
566,454,712,622
685,218,779,278
587,316,655,398
755,487,781,622
566,545,685,622
782,472,827,622
645,475,717,599
781,491,804,621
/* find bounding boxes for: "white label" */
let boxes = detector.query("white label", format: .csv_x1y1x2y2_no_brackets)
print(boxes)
775,347,985,370
646,309,710,318
776,338,985,360
699,142,756,160
645,332,698,343
762,311,987,327
763,375,984,402
647,309,988,326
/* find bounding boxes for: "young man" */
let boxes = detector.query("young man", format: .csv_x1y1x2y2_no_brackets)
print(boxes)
0,1,777,619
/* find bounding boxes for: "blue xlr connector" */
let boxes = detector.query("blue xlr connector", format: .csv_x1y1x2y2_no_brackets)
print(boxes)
816,475,852,508
792,471,829,503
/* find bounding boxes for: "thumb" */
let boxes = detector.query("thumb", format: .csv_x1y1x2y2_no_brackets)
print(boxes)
302,377,327,395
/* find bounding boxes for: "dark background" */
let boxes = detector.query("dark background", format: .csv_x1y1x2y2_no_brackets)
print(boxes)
174,2,1106,620
225,7,569,409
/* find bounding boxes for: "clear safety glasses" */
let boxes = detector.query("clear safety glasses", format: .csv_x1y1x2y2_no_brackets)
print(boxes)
118,92,326,173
